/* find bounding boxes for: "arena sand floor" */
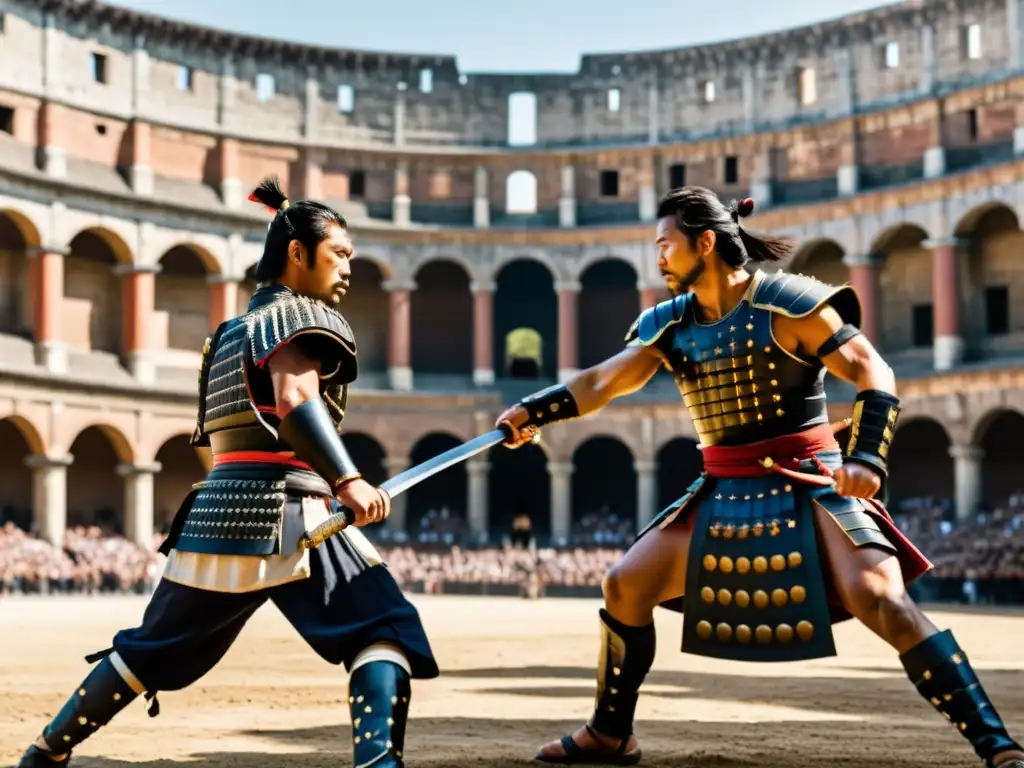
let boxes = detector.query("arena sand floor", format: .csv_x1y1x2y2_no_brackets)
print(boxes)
1,594,1022,767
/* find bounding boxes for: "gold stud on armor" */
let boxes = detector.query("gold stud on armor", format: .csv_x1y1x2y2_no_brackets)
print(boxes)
753,590,769,609
78,717,87,725
734,589,751,608
79,689,86,696
796,621,815,641
790,585,807,604
771,588,788,608
736,557,751,574
770,554,786,571
112,693,121,701
736,624,752,644
753,522,765,536
697,620,713,639
717,589,733,606
703,554,717,571
923,670,933,681
701,586,715,603
719,556,734,573
716,623,733,642
776,624,795,644
788,551,803,568
755,625,773,644
753,556,768,574
63,735,71,742
723,524,735,539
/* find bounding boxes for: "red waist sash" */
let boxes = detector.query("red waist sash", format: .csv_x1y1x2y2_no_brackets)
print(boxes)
213,450,313,471
700,423,841,487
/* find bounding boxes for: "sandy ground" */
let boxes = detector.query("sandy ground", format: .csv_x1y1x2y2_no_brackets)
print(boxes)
1,594,1022,767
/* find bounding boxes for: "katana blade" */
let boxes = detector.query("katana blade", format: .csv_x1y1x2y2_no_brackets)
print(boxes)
298,425,515,549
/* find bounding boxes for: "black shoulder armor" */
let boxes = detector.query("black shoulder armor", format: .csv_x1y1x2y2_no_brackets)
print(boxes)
245,293,358,384
624,294,693,347
749,270,862,328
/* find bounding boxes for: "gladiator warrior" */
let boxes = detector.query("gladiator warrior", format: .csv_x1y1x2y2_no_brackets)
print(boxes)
497,187,1024,768
17,178,438,768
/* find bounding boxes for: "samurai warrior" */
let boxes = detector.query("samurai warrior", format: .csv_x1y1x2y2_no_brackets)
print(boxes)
17,177,438,768
497,187,1024,768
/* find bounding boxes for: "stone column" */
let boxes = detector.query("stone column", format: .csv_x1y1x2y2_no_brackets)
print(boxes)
383,279,414,391
218,137,242,209
394,82,407,146
920,22,937,95
118,462,161,548
127,119,153,196
556,281,580,382
303,74,319,141
949,445,983,523
393,160,411,227
548,461,573,543
299,148,324,200
208,275,239,331
1009,0,1024,71
25,454,73,546
466,459,490,542
471,281,495,385
647,70,660,144
559,165,576,228
842,253,882,346
117,264,160,384
634,459,657,532
28,244,69,374
637,156,657,222
750,151,774,206
384,456,409,534
473,165,490,228
925,237,965,370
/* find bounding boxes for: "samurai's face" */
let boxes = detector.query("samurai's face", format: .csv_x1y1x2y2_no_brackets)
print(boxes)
289,222,353,305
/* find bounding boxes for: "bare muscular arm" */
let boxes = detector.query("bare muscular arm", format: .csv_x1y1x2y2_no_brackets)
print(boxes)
496,345,665,446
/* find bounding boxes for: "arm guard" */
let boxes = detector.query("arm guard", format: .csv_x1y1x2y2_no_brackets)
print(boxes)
517,384,581,429
844,389,901,479
277,398,362,490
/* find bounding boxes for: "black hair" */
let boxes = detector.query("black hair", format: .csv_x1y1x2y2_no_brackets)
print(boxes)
655,186,794,268
248,176,348,282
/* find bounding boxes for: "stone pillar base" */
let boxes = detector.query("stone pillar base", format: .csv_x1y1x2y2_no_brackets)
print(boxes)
473,368,495,386
129,164,154,196
933,334,964,371
41,146,67,178
837,164,859,196
35,341,68,375
125,351,157,385
559,197,576,228
923,146,946,179
221,177,243,209
393,194,411,227
388,366,413,391
473,197,490,228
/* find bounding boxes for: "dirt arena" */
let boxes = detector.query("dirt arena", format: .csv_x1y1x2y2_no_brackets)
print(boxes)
1,595,1021,767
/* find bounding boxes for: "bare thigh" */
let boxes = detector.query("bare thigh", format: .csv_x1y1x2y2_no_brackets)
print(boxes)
602,522,692,626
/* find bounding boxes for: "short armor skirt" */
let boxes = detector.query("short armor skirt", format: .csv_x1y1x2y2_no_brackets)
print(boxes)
642,450,932,663
107,498,439,696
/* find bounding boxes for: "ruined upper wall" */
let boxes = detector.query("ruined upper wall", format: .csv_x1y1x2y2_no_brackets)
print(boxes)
0,0,1017,150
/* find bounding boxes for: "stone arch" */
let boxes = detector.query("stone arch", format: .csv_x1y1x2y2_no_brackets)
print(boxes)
888,417,953,513
570,436,637,543
972,408,1024,509
788,238,848,286
870,223,932,355
406,432,467,538
411,259,473,377
343,432,388,487
156,245,217,354
505,170,538,215
352,252,395,281
488,441,550,542
494,258,557,379
656,437,703,511
0,210,38,338
343,258,389,377
491,251,559,284
67,425,133,533
0,417,39,531
65,228,133,354
579,257,639,369
153,434,206,533
955,203,1024,354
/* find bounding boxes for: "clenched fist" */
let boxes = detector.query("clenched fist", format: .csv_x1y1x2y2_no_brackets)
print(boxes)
337,477,391,526
833,462,882,500
494,405,542,449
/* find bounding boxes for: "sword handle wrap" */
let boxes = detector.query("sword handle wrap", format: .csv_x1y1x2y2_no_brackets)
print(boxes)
299,504,355,550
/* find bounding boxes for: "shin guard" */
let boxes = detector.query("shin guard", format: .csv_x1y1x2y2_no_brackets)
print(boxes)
900,630,1021,765
588,609,656,741
348,660,411,767
40,656,140,754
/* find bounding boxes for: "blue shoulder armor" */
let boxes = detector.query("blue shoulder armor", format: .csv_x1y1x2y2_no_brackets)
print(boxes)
624,293,693,347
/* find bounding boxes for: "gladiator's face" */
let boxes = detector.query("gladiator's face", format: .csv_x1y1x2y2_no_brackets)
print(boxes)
296,222,353,305
655,214,712,296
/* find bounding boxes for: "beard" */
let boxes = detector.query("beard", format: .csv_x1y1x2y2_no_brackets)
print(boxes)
663,260,705,297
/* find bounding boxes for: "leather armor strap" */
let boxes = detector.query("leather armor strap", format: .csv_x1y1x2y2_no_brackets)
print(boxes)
844,389,900,479
900,630,1021,764
277,399,361,490
519,384,580,429
815,323,861,358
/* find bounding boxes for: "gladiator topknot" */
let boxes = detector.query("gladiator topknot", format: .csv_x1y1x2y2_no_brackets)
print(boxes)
495,187,1024,768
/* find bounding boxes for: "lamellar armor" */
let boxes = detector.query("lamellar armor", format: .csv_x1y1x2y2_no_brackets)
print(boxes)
164,284,358,557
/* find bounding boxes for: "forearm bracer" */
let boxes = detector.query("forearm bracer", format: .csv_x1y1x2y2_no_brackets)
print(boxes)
844,389,901,478
517,384,581,429
278,398,361,489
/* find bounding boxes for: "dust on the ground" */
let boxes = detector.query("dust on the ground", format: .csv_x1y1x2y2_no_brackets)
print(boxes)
1,594,1021,767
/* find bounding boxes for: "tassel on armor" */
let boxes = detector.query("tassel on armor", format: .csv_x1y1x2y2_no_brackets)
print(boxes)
900,630,1022,766
348,660,411,767
588,609,656,741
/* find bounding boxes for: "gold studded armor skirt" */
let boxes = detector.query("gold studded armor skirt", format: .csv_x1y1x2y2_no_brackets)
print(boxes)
642,426,933,663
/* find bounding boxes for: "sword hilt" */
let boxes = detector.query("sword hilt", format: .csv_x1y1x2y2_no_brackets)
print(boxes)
298,504,355,550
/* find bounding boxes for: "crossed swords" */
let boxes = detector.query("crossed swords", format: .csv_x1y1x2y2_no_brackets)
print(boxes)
298,422,539,550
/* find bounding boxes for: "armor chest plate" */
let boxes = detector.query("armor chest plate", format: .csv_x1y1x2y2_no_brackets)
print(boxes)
661,302,827,446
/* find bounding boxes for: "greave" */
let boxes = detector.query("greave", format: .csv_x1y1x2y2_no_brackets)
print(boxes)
588,609,656,741
900,630,1021,766
40,656,139,754
348,660,411,768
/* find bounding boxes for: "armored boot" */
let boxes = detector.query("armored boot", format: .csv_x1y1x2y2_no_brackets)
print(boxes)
348,660,411,767
16,656,140,766
901,630,1023,767
537,609,655,765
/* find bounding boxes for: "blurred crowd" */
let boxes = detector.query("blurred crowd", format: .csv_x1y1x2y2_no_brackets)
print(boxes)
1,495,1022,598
